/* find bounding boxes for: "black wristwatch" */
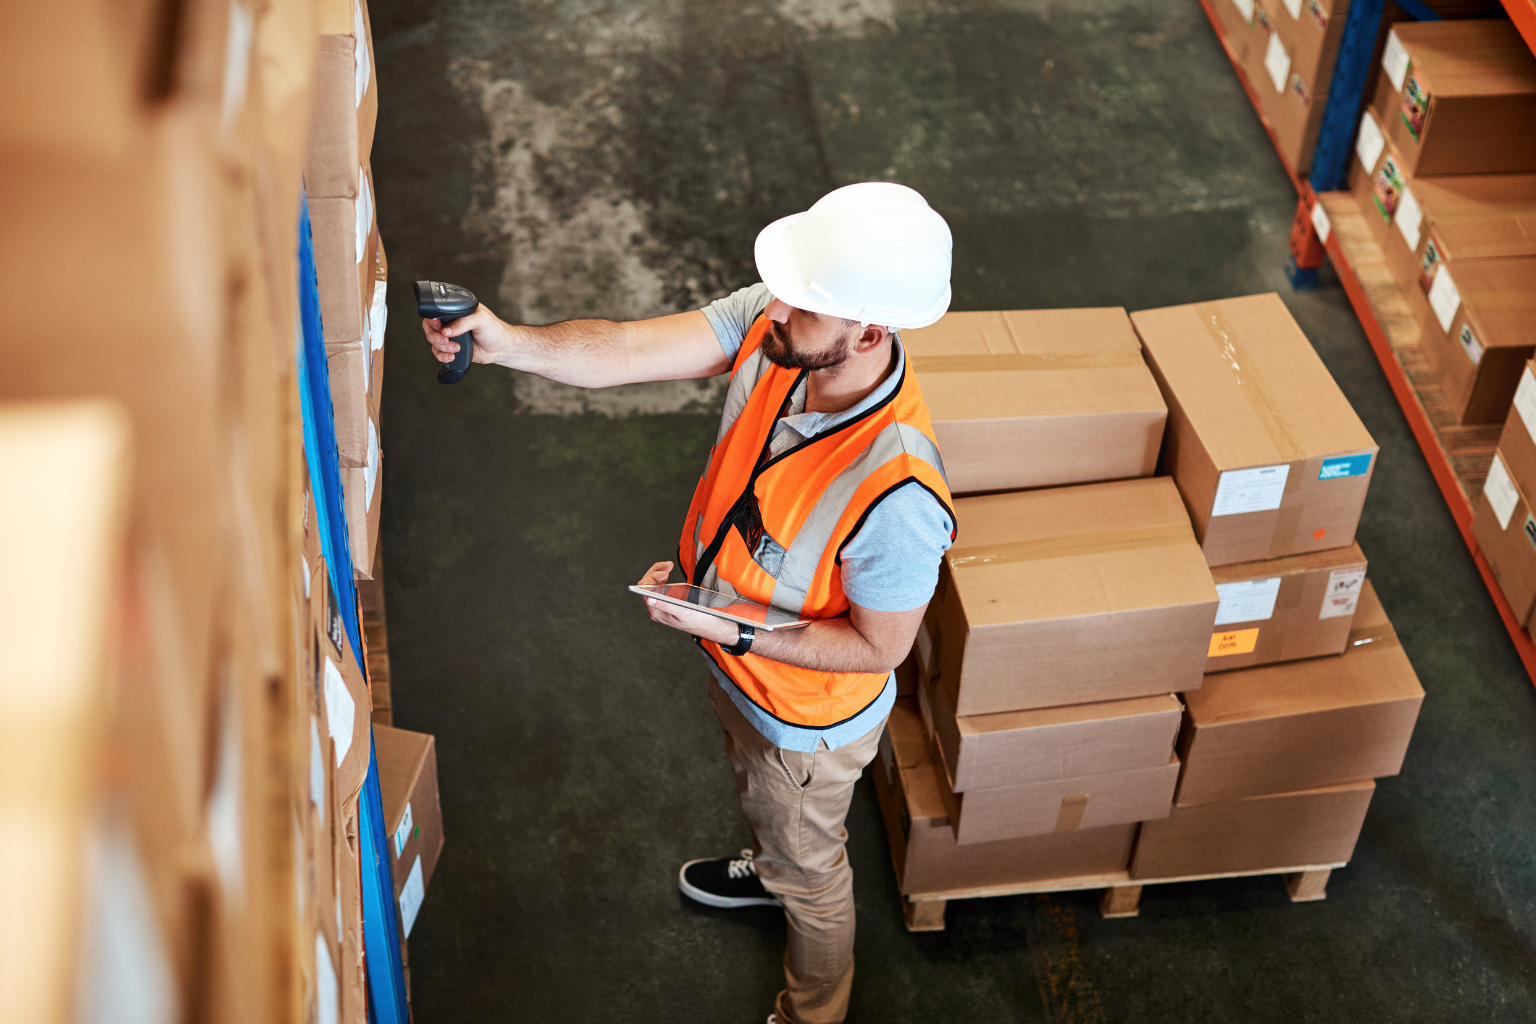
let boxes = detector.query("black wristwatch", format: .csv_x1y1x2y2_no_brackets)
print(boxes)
721,623,755,656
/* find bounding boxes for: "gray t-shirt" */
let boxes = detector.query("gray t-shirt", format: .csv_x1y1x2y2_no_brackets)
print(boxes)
700,284,954,613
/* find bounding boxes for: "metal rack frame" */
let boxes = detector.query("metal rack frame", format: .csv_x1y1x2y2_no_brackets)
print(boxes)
1194,0,1536,683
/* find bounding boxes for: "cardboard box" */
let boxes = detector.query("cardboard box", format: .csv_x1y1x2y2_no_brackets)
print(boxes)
932,478,1217,716
1418,257,1536,424
1133,293,1378,566
1215,0,1262,61
313,163,379,467
1130,780,1374,879
1270,0,1349,93
932,730,1179,845
343,418,383,579
375,724,444,938
1377,21,1536,177
1348,111,1405,254
1177,581,1423,805
874,701,1137,894
304,0,379,199
1499,362,1536,488
1471,451,1536,624
369,236,388,415
1393,174,1536,293
1206,543,1368,672
312,558,372,803
901,309,1166,495
925,673,1181,792
337,795,367,1024
1243,13,1330,173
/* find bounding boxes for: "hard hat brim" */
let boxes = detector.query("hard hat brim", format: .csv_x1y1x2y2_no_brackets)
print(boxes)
754,212,952,331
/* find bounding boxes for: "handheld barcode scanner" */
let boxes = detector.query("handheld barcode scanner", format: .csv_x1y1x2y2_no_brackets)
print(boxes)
414,280,478,384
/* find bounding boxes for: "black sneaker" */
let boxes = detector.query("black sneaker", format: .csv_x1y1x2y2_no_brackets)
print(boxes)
678,848,782,909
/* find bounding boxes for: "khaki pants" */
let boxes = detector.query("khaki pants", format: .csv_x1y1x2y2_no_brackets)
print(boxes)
707,677,888,1024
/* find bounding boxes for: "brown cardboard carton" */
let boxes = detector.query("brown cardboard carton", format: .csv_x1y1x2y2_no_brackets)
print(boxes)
1206,543,1368,672
313,164,379,467
1132,293,1378,566
337,795,367,1024
1130,780,1374,879
304,3,379,200
312,559,372,803
369,237,389,416
1348,113,1404,254
375,724,444,937
1378,21,1536,177
901,309,1166,495
1271,0,1348,92
1242,12,1330,173
1393,175,1536,293
1214,0,1262,63
1418,257,1536,424
926,672,1181,791
1498,362,1536,489
931,726,1179,845
874,701,1136,894
933,478,1217,716
1471,451,1536,625
343,419,383,579
1177,581,1423,805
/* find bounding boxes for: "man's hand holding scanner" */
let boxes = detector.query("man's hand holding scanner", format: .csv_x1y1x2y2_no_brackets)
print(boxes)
421,304,510,367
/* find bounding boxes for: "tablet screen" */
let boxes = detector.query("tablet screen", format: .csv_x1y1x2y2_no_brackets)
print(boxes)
629,583,812,631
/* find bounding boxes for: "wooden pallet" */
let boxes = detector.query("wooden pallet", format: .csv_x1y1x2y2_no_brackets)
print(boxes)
899,862,1344,932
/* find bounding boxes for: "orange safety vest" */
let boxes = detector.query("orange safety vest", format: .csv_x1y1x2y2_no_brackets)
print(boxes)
679,314,956,729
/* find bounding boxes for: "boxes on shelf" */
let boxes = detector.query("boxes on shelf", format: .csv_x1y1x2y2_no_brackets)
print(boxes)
1214,0,1263,63
305,0,379,200
1349,111,1409,253
1417,253,1536,423
1386,174,1536,295
1132,293,1378,567
1371,21,1536,177
311,558,372,803
375,724,444,939
313,162,379,467
929,477,1217,716
1130,780,1374,879
1177,581,1423,806
901,308,1166,495
874,701,1137,894
1471,451,1536,624
1499,363,1536,489
1269,0,1348,93
1206,543,1368,672
1241,6,1332,174
343,417,382,581
923,675,1182,793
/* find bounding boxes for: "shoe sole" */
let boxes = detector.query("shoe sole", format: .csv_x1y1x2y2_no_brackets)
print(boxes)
677,859,782,909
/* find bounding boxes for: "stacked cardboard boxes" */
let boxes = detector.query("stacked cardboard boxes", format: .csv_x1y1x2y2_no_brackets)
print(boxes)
1349,19,1536,425
881,294,1422,903
1473,360,1536,621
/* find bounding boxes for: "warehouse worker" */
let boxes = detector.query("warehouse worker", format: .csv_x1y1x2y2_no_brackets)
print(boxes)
421,182,956,1024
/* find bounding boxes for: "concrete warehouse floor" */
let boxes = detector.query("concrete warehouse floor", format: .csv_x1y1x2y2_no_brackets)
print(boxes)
368,1,1536,1020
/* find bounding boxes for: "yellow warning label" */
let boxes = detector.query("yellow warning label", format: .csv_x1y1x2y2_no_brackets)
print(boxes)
1209,628,1260,657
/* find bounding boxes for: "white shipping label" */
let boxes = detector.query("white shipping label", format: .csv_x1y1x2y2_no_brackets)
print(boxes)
302,553,311,599
1232,0,1255,21
1513,366,1536,444
370,279,388,352
316,935,339,1024
365,419,380,511
359,318,372,395
1310,200,1332,244
1319,568,1367,619
1211,464,1291,517
1282,0,1302,16
355,170,374,264
1356,111,1385,172
1486,454,1519,531
324,656,355,767
394,802,414,858
399,856,426,937
1428,266,1462,333
1214,577,1283,626
1264,32,1292,93
222,1,254,128
1382,30,1410,92
309,717,326,823
1395,187,1423,251
353,0,371,107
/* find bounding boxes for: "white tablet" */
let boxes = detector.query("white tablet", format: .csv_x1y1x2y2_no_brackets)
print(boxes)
629,583,812,631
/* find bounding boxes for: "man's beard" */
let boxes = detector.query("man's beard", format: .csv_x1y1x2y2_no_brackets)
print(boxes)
761,320,852,371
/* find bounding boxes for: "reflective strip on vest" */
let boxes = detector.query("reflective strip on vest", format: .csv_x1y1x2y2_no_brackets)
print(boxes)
769,422,947,612
717,344,772,444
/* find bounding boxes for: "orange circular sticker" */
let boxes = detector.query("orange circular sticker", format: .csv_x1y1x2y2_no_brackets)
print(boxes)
1313,528,1327,540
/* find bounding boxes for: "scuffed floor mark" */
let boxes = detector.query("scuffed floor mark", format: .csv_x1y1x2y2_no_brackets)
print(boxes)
776,0,897,37
1029,895,1109,1023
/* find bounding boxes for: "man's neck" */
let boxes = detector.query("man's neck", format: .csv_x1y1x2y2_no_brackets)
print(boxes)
804,339,898,416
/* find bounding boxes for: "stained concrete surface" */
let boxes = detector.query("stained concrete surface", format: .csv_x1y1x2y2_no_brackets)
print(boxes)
368,2,1536,1020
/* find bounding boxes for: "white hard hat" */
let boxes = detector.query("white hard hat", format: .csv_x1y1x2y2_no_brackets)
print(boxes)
754,182,953,331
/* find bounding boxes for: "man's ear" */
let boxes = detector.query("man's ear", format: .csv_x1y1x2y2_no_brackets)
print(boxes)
854,324,890,352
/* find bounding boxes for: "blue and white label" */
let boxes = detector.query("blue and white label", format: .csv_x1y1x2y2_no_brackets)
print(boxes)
393,801,414,858
1319,454,1372,481
1211,464,1290,517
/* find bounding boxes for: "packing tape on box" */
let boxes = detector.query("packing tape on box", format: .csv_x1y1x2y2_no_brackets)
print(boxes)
1194,302,1305,462
947,522,1193,569
1346,623,1400,651
1055,794,1089,832
910,351,1144,374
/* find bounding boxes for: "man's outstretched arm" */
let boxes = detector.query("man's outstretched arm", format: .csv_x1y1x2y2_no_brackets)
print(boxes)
421,306,732,387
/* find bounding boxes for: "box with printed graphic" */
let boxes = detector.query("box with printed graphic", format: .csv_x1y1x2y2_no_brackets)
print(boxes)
1379,173,1536,299
1132,293,1378,567
873,700,1137,894
1131,780,1374,880
1240,0,1334,174
901,308,1166,496
1176,582,1423,807
375,724,443,940
1415,257,1536,425
1205,543,1368,673
1471,450,1536,626
1348,111,1410,255
930,477,1218,716
918,677,1180,845
1498,363,1536,492
1371,21,1536,178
